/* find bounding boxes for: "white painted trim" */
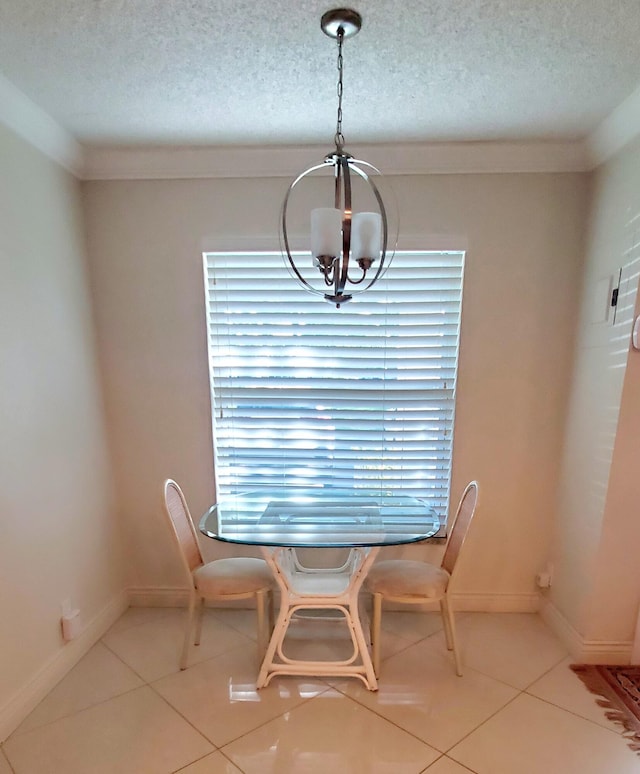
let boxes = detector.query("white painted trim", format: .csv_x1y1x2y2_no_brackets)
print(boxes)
0,591,129,742
0,75,595,180
128,586,190,608
127,586,260,610
587,81,640,167
201,237,468,256
451,591,540,613
539,597,584,657
82,140,590,181
539,598,633,664
632,603,640,665
580,641,634,666
129,586,539,614
0,73,84,176
2,61,635,177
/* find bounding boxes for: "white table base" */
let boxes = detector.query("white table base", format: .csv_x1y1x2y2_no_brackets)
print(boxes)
257,545,380,690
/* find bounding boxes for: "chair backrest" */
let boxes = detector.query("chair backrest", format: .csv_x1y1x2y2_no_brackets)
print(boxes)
163,479,204,579
441,480,479,576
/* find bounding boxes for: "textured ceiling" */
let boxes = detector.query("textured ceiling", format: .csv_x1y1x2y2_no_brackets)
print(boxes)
1,0,640,148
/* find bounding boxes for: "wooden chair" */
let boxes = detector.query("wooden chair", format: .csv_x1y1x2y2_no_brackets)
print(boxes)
364,480,479,677
163,479,274,669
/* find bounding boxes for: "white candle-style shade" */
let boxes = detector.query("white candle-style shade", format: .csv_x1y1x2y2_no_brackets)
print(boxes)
351,212,382,262
311,208,343,264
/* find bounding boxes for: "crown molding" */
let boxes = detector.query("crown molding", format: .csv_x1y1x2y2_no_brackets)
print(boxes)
0,74,84,176
587,82,640,167
0,70,595,180
82,139,590,181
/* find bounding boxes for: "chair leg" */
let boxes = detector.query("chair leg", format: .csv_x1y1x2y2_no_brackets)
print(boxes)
371,593,383,677
440,598,454,651
194,597,205,646
441,594,462,676
181,592,197,670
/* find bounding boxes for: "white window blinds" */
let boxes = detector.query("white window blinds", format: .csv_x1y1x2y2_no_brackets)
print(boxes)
204,250,464,521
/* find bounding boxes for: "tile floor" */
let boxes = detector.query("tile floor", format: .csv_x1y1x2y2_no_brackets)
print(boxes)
2,607,640,773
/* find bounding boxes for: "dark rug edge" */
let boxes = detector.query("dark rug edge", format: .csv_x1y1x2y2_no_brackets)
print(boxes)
571,664,640,754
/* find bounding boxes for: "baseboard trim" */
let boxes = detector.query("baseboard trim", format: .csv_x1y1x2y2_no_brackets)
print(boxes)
128,586,190,607
127,586,259,609
452,591,540,613
128,585,540,614
0,590,129,742
539,597,584,656
539,597,633,664
579,641,634,665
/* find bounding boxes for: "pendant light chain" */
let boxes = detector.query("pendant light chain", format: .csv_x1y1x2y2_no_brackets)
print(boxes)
334,28,346,152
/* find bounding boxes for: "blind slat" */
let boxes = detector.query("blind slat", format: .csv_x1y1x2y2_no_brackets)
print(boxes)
204,250,464,521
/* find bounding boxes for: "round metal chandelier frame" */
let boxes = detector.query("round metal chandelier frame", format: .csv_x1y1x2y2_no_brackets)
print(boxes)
280,8,396,308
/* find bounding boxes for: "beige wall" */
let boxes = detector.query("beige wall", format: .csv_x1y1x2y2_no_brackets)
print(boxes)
82,170,588,601
550,137,640,646
0,124,126,727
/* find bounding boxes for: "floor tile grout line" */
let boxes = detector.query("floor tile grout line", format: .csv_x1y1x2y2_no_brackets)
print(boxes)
216,683,336,750
0,746,17,774
5,609,598,773
111,606,336,768
148,673,335,752
7,625,254,744
208,608,259,643
521,690,629,737
218,685,331,752
517,653,628,736
440,680,630,762
5,683,149,743
99,635,156,684
452,661,557,694
6,632,151,739
377,627,533,695
144,682,221,757
378,632,441,665
422,753,479,773
105,607,179,636
334,630,544,752
5,635,150,742
147,639,267,686
374,625,460,676
326,679,451,755
440,688,526,757
213,683,435,763
102,625,258,686
171,747,247,774
106,606,257,649
519,652,571,691
105,633,626,772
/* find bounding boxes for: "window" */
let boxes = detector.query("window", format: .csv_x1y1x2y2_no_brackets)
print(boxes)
204,250,464,523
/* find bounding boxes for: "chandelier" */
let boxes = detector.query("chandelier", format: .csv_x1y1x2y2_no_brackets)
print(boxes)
280,8,394,308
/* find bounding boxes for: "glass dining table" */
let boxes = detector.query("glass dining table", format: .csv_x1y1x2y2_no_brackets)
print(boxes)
200,488,439,690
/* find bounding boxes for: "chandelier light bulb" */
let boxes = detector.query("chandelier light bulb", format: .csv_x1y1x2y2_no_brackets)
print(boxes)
351,212,382,264
311,208,343,267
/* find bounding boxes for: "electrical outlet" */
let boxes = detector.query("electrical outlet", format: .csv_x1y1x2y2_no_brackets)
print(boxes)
535,564,553,589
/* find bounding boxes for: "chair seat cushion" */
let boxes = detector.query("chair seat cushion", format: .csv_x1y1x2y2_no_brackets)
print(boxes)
193,557,273,596
365,560,450,599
